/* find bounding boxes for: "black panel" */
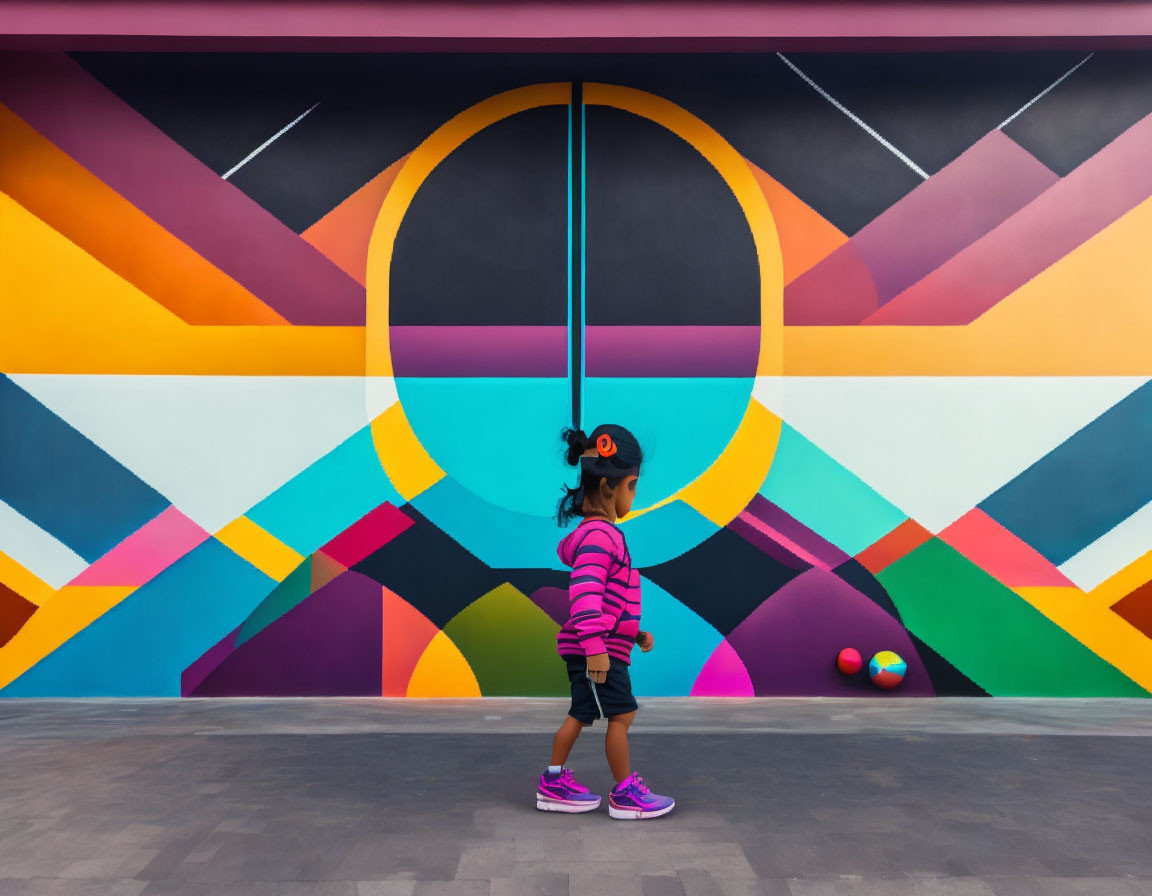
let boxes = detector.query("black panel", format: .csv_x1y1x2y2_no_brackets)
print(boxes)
584,104,759,326
71,52,322,181
71,53,549,232
72,50,1141,237
642,528,805,636
67,52,960,234
352,507,500,628
593,54,925,235
390,105,567,326
786,51,1086,175
832,558,903,624
908,632,990,697
1004,51,1152,175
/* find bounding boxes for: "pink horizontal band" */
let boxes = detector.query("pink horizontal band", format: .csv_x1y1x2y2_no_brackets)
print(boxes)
1,1,1149,44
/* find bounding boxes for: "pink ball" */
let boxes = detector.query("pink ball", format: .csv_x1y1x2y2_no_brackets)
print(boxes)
836,647,863,675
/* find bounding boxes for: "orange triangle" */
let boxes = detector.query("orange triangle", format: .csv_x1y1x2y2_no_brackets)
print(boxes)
744,158,848,286
301,154,410,286
382,586,440,697
310,550,347,593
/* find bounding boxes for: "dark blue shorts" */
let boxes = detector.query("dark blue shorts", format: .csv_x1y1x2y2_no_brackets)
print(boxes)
564,656,638,724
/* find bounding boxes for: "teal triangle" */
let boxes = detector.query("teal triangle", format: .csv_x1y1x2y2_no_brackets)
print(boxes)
234,558,313,648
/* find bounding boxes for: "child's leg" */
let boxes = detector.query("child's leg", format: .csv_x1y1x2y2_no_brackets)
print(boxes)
550,715,589,766
605,711,636,783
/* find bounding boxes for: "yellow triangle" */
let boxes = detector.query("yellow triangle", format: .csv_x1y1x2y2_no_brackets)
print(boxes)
406,630,481,697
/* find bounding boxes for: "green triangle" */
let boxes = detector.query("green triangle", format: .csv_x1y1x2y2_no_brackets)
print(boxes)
234,558,314,648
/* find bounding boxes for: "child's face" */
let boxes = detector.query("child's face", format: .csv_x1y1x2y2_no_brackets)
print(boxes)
615,476,639,518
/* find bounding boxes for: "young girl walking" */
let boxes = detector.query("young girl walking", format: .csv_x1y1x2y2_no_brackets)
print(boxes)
536,424,676,820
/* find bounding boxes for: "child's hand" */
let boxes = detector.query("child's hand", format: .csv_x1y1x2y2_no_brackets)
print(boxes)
637,631,654,652
587,652,610,683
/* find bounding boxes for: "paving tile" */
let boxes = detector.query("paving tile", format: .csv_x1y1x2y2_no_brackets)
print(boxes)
411,883,491,896
787,880,997,896
488,875,569,896
569,872,645,896
642,876,688,896
358,884,418,896
713,881,793,896
213,819,267,835
185,840,227,865
58,856,136,879
986,879,1152,896
456,847,518,880
677,870,725,896
0,881,149,896
359,884,419,896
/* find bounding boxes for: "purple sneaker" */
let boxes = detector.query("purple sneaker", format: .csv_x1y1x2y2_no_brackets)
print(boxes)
608,773,675,820
536,768,602,813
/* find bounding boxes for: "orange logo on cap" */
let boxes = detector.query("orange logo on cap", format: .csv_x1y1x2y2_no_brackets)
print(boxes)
596,434,618,457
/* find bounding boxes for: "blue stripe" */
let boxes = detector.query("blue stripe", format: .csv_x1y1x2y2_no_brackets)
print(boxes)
0,375,169,561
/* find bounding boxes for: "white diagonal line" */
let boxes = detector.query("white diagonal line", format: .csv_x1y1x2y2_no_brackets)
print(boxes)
777,53,928,180
998,53,1094,130
221,102,320,180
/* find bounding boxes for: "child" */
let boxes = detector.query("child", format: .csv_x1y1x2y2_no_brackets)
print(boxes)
536,424,676,820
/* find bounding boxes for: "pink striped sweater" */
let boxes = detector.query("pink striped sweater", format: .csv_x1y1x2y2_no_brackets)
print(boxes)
556,519,642,664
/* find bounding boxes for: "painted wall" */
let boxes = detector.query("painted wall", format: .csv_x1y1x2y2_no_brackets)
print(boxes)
2,50,1152,697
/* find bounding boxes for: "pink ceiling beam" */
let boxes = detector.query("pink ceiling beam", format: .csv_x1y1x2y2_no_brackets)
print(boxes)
1,0,1152,50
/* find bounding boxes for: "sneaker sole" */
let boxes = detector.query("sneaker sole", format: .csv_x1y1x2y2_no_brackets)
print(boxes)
608,799,675,820
536,795,602,813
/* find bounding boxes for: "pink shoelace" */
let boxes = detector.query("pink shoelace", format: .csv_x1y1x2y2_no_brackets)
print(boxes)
558,768,587,792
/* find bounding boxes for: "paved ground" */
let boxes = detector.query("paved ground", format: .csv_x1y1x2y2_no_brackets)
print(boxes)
1,699,1151,896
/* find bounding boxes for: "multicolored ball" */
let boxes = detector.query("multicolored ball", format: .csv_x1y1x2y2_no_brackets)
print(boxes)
836,647,863,675
869,651,907,689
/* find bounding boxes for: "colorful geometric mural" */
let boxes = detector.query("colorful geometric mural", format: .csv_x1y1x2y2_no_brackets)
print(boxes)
3,50,1152,696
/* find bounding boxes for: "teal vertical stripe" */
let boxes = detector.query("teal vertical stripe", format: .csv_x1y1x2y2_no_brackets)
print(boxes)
579,94,587,427
566,99,573,402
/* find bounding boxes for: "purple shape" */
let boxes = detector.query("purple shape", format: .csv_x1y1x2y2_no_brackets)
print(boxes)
584,327,760,377
855,130,1058,306
727,515,811,571
867,114,1152,325
784,241,879,325
743,494,851,569
390,326,567,376
787,130,1057,325
727,568,933,697
528,586,571,628
180,625,239,697
0,52,364,325
190,571,382,696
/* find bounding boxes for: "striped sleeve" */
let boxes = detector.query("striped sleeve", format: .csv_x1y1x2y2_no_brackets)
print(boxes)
566,524,620,658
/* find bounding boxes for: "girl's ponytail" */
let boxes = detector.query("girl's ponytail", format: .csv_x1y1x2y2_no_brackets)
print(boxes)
561,428,590,467
557,428,589,525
